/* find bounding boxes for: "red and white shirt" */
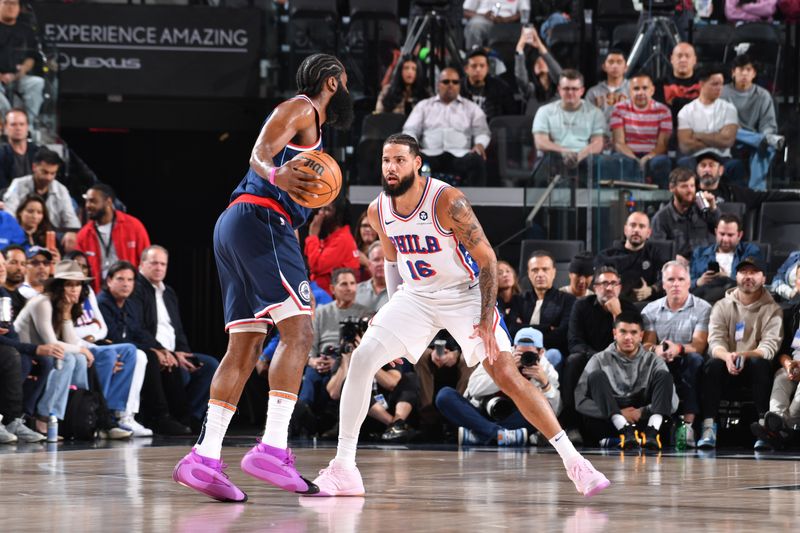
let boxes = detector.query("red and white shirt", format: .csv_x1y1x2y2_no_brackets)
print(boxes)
609,99,673,155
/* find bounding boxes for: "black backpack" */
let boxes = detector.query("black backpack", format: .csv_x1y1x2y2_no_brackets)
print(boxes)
60,388,100,440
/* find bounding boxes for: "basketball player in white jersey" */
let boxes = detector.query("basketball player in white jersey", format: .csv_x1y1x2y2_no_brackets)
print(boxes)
309,134,611,497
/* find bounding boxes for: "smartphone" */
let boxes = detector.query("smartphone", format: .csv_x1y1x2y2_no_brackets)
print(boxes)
734,355,744,371
45,230,56,250
707,261,720,274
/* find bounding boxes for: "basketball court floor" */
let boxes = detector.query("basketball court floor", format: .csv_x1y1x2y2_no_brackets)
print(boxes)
2,437,799,532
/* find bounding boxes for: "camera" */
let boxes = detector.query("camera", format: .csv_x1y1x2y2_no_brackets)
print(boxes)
339,316,370,354
520,350,539,367
481,395,515,421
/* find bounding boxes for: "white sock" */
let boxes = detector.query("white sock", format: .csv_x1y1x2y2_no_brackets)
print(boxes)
262,391,297,449
611,414,627,430
549,430,582,466
194,400,236,460
648,414,663,431
335,436,358,469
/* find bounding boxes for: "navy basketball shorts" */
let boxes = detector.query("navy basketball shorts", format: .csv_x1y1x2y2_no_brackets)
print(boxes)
213,202,312,333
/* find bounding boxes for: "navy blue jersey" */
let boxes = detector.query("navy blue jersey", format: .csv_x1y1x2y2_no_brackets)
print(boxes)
229,94,322,229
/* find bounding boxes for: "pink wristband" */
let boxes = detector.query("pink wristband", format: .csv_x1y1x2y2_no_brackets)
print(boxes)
268,167,277,185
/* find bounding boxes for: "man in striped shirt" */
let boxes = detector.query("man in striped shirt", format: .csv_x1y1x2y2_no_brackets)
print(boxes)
608,72,673,187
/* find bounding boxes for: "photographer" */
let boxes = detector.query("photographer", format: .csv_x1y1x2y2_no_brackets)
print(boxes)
414,330,475,438
310,268,369,358
436,327,560,446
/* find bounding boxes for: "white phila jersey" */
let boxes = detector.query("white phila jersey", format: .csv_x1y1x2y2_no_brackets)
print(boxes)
377,177,480,294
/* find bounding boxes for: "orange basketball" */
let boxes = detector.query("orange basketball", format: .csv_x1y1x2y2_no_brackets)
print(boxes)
288,150,343,209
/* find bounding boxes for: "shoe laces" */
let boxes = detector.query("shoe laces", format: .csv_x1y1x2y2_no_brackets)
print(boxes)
283,448,297,467
569,459,594,480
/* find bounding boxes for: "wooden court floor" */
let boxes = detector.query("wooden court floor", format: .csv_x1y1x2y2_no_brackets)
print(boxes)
1,440,799,533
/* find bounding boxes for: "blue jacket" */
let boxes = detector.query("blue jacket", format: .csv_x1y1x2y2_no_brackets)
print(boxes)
690,241,762,288
771,250,800,300
0,210,25,249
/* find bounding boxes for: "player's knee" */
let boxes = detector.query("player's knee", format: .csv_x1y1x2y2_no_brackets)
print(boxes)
278,317,314,351
350,335,391,374
491,360,525,396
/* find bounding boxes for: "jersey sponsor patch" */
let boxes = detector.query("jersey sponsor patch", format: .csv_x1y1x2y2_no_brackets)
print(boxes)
298,281,312,304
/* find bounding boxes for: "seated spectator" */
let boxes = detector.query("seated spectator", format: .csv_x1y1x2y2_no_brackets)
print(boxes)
521,250,576,370
608,72,673,187
676,64,744,184
18,245,51,299
354,210,378,280
15,193,51,249
585,49,629,121
98,261,191,436
304,197,360,297
0,109,38,188
691,214,762,303
642,261,711,448
310,268,369,359
355,242,387,313
695,150,800,214
596,211,670,304
403,67,491,186
291,342,344,439
364,358,420,442
3,148,81,233
0,3,45,127
532,69,605,185
561,266,637,442
699,256,782,450
497,259,526,338
0,205,23,249
14,261,94,433
374,55,430,116
132,245,219,429
658,42,700,128
771,252,800,302
575,311,677,450
76,184,150,291
414,331,474,439
721,54,784,191
0,251,47,442
558,252,595,299
651,167,719,259
463,0,523,50
725,0,777,22
66,250,151,437
752,265,800,448
3,243,26,314
437,327,560,446
514,24,562,115
462,49,516,123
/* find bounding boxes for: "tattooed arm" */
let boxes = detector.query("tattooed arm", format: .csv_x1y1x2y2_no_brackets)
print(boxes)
436,187,501,362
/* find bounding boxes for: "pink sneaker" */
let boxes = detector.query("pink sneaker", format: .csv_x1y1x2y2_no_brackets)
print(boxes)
308,460,366,497
172,449,247,502
566,457,611,497
240,441,319,494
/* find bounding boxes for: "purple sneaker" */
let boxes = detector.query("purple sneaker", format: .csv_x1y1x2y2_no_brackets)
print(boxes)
240,441,319,494
173,449,247,502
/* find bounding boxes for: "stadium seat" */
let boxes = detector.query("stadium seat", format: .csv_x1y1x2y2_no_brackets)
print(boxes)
757,202,800,275
692,24,733,66
355,113,406,184
548,22,582,70
488,23,523,74
724,22,782,92
489,115,534,187
347,0,402,95
611,23,639,56
287,0,339,90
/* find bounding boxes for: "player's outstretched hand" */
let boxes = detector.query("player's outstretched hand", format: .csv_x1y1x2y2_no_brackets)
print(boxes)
471,322,499,365
273,161,324,198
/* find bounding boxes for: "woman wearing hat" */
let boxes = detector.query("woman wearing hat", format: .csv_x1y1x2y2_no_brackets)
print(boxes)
14,260,129,438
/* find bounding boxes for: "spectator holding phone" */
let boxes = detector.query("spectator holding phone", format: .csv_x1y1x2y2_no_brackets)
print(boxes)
130,245,219,429
700,257,782,450
690,214,762,304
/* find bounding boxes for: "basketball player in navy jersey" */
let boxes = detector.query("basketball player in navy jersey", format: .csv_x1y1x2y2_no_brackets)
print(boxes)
173,54,354,502
310,134,610,498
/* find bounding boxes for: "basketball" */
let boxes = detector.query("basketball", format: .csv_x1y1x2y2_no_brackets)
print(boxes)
288,150,342,209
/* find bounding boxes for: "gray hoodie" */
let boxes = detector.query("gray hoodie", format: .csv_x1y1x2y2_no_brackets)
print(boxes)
575,342,678,419
708,286,783,360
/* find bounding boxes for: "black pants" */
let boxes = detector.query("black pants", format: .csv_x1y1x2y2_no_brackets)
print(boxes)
0,344,23,422
701,357,772,419
425,152,487,186
585,369,674,419
138,349,189,424
20,352,54,417
559,351,592,429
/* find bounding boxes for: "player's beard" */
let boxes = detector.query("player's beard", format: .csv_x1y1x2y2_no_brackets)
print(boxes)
325,84,354,130
382,170,415,197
